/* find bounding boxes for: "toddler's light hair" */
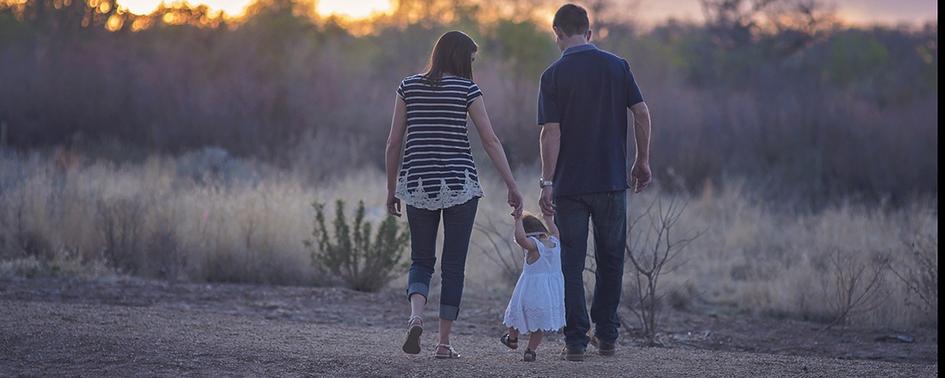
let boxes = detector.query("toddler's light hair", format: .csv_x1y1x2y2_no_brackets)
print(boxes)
521,212,549,235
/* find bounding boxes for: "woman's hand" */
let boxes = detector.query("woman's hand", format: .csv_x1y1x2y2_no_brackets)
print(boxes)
507,186,523,216
387,193,402,217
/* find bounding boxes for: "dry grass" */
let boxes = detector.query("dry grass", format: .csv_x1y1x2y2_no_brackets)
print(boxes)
0,152,937,329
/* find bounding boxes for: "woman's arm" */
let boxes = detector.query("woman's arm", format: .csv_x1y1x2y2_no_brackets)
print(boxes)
385,95,408,216
468,97,523,213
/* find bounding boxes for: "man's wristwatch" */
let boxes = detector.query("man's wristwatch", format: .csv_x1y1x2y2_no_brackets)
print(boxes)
539,178,553,188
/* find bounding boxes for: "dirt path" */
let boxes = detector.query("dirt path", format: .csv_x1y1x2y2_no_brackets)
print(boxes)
0,278,937,377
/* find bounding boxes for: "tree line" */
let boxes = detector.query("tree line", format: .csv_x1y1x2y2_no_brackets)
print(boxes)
0,0,937,206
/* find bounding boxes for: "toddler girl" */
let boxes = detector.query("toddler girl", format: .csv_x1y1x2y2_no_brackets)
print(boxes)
500,211,565,362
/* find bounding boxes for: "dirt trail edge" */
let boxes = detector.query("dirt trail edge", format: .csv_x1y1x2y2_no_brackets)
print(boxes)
0,278,937,377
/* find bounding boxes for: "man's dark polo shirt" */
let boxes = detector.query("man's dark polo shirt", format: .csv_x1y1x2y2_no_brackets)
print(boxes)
538,43,645,197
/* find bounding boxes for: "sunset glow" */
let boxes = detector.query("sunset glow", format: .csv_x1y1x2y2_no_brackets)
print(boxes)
316,0,392,19
117,0,393,18
120,0,252,15
106,0,938,25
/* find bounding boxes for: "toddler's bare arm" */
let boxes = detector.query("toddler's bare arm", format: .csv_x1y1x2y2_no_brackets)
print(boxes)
542,213,560,239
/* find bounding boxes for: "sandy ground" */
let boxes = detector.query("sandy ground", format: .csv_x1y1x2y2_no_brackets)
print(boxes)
0,277,937,377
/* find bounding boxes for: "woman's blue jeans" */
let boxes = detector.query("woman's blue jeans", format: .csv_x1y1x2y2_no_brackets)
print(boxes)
404,197,478,321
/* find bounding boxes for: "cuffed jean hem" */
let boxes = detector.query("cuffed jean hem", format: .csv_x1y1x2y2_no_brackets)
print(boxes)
565,342,588,351
406,282,429,303
439,304,460,321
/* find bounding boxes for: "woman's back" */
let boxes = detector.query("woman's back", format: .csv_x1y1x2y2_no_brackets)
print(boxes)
395,74,484,211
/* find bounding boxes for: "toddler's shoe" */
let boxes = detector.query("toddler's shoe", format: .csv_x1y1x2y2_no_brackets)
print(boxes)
523,348,537,362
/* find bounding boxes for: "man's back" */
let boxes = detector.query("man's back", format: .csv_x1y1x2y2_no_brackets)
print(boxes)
538,44,644,197
539,4,653,359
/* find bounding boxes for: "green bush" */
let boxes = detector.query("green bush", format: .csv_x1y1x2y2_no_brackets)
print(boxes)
305,200,409,292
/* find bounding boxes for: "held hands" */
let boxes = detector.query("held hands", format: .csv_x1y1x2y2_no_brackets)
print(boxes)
630,161,652,193
510,207,523,219
539,186,554,216
508,186,524,217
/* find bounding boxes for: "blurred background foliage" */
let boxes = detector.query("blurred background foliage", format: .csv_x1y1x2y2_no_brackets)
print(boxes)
0,0,938,207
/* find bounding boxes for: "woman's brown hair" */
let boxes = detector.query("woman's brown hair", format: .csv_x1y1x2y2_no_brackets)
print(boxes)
522,213,549,235
423,31,478,85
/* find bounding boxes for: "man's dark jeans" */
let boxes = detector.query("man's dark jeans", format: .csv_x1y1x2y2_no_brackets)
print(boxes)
556,191,627,350
404,197,478,321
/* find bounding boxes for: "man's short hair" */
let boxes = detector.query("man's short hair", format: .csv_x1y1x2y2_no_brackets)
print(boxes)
553,4,590,36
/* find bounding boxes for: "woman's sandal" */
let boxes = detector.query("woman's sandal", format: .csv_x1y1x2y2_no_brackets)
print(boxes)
434,344,461,359
402,316,423,355
500,333,519,350
523,348,537,362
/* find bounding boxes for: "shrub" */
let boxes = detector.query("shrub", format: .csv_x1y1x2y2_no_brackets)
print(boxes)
305,200,409,292
96,197,148,273
890,230,938,325
623,198,701,346
819,249,891,329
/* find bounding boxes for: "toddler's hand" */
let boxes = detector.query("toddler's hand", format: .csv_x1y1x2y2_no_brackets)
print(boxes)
510,207,523,219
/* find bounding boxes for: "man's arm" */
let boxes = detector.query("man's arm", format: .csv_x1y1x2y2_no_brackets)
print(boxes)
537,66,560,215
539,122,561,215
629,102,652,192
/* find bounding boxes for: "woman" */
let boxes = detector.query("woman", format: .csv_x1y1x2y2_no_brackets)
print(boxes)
385,30,523,359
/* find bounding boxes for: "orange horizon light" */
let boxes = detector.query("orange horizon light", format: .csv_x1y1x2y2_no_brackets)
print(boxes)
117,0,393,19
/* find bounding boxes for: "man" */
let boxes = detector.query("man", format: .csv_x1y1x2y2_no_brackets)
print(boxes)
537,4,652,361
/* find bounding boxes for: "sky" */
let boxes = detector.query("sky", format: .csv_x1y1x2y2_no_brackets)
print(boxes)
634,0,938,25
115,0,938,25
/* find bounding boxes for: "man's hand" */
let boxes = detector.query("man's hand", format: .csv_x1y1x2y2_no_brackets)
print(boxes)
629,161,652,193
539,186,555,216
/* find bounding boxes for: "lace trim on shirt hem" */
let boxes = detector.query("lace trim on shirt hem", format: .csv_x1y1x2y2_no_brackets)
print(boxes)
395,171,484,211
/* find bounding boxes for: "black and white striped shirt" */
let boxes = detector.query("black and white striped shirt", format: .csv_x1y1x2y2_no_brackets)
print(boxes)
394,74,484,210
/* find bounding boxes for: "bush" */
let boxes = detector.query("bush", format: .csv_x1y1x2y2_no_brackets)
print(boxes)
96,196,148,273
819,249,891,329
305,200,409,292
623,198,701,346
890,230,938,326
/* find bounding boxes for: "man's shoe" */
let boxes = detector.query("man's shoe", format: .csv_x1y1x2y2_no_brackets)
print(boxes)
590,335,616,356
559,346,585,361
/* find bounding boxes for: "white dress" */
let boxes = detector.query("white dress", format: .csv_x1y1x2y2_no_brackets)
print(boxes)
503,236,566,333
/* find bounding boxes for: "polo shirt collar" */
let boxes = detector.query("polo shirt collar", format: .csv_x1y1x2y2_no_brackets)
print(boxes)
562,43,598,56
